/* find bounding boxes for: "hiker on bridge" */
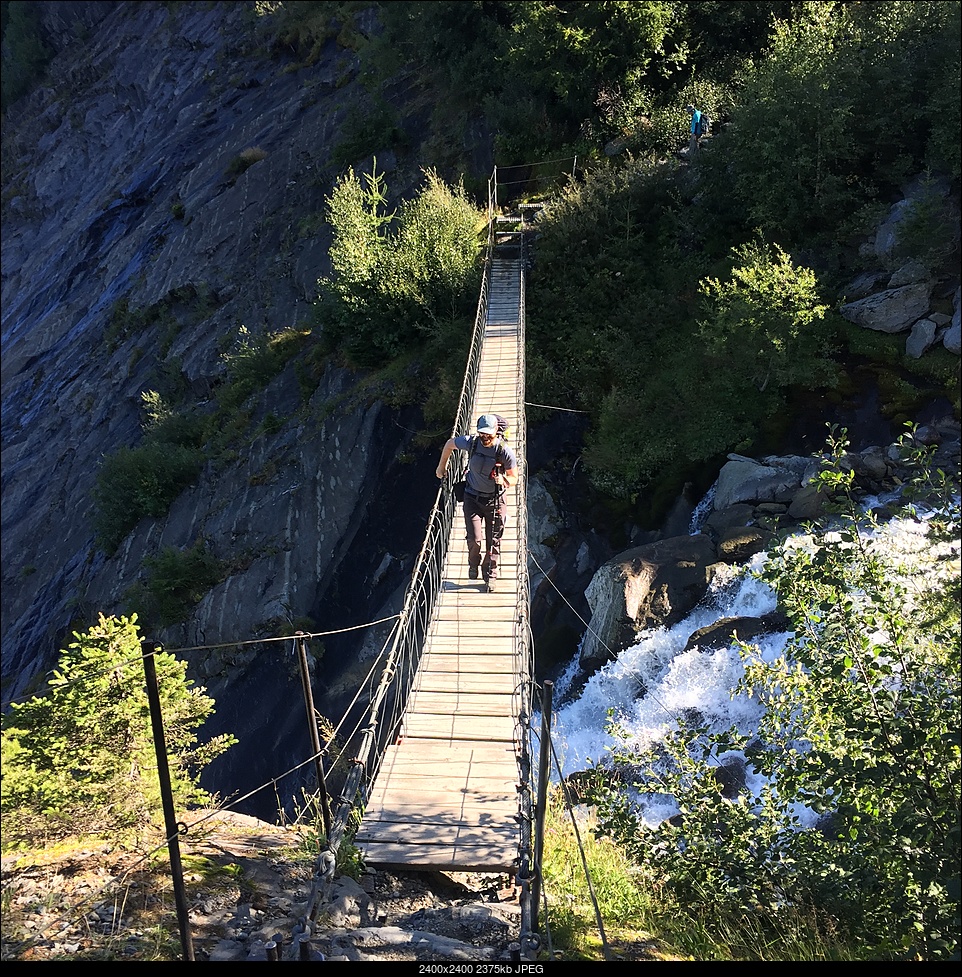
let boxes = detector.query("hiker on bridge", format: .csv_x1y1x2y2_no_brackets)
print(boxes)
436,414,518,593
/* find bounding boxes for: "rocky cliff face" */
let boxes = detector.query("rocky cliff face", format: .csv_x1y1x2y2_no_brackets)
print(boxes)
1,0,440,722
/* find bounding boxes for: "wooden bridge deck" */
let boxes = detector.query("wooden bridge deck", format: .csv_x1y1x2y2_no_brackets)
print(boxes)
355,249,526,873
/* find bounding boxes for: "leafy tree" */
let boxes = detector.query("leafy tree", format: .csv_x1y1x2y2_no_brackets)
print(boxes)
584,430,961,959
316,163,483,366
697,236,836,393
1,614,236,847
500,0,683,134
703,0,961,246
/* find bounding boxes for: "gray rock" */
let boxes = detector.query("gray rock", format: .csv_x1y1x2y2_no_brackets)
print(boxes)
704,504,755,536
944,319,961,354
887,260,929,287
579,534,718,671
839,282,933,333
0,2,439,702
842,271,889,300
716,526,773,563
788,482,831,520
905,318,938,358
713,457,801,510
682,612,790,654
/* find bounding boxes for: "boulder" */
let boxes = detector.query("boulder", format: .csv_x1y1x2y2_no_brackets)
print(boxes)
842,271,889,300
579,534,718,671
906,318,938,358
839,282,933,333
713,455,802,510
526,475,561,596
682,612,791,654
787,482,831,520
945,287,961,353
703,503,755,537
887,260,930,287
716,526,774,563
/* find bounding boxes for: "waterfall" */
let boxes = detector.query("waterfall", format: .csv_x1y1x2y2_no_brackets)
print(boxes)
688,480,716,535
545,500,958,829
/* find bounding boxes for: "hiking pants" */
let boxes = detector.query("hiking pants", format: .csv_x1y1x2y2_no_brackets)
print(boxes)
463,492,507,580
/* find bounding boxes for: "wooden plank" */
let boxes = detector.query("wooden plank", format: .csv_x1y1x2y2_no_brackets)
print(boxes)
362,789,518,822
416,653,516,673
355,820,517,848
414,671,517,694
407,690,514,717
400,713,516,741
360,808,518,831
437,584,517,598
422,647,517,663
378,742,517,766
355,841,516,873
364,785,518,812
416,658,518,678
365,774,517,795
425,642,516,659
431,621,517,638
432,605,519,624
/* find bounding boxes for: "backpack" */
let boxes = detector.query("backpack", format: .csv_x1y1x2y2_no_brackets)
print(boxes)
489,413,511,442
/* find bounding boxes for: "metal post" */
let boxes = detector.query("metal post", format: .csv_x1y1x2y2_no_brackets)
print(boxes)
531,680,553,928
295,633,333,841
140,638,194,961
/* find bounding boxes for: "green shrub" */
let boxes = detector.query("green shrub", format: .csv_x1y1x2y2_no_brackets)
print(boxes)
316,163,483,366
696,237,836,393
127,543,226,628
92,440,205,554
1,614,236,848
701,1,961,246
225,145,268,179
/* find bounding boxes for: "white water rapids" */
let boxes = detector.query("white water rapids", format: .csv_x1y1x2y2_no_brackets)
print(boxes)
544,497,960,828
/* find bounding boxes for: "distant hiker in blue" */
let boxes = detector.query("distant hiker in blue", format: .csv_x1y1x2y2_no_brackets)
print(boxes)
436,414,518,593
687,104,703,154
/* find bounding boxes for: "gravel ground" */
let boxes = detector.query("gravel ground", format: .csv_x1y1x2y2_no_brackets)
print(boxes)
1,811,531,963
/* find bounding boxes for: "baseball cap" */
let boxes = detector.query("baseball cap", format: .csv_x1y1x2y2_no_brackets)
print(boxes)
476,414,499,435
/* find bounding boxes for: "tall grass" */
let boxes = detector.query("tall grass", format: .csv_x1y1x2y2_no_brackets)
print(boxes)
539,787,861,961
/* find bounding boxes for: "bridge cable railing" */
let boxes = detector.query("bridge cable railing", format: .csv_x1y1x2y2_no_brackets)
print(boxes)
488,157,578,216
303,231,496,921
509,224,543,959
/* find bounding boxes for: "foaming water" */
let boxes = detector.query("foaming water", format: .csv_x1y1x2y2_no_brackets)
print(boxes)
549,557,781,825
544,501,959,828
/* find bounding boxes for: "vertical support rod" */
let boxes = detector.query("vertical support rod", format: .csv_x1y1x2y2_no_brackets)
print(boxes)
296,632,333,841
140,638,194,962
531,680,553,929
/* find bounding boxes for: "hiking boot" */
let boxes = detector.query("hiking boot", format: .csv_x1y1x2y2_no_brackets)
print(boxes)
468,566,479,580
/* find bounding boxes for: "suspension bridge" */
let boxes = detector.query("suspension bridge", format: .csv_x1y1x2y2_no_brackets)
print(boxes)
353,217,531,873
134,165,578,962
